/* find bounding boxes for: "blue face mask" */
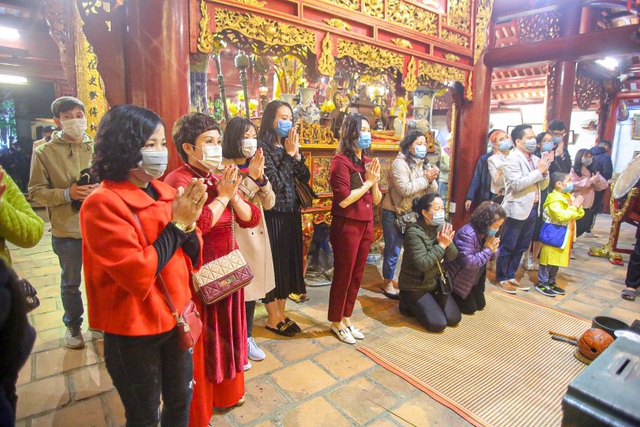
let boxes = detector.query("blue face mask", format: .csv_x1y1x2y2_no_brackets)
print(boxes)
552,136,563,145
413,145,427,159
487,228,498,237
356,131,372,149
499,140,512,151
276,120,292,138
563,182,574,193
541,141,555,153
429,211,446,226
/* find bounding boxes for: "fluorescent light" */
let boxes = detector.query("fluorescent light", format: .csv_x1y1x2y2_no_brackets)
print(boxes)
0,26,19,41
596,57,619,71
0,74,27,85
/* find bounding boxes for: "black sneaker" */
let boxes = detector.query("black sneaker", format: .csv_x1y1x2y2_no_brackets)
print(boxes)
535,284,556,297
549,283,566,295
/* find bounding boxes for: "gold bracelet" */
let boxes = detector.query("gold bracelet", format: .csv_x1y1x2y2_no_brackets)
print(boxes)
230,195,240,205
185,222,196,233
212,198,227,209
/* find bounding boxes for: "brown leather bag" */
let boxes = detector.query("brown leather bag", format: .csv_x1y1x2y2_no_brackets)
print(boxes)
294,176,317,209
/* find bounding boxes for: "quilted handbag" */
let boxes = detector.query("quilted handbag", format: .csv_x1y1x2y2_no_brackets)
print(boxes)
192,208,254,304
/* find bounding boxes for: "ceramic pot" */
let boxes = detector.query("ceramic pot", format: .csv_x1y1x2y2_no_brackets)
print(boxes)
294,88,321,123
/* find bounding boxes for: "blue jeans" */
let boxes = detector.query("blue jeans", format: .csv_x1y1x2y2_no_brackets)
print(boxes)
51,236,84,327
496,207,537,282
382,209,403,280
538,264,559,285
104,328,193,427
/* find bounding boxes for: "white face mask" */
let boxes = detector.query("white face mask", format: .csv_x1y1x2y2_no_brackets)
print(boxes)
132,149,168,182
200,145,223,170
242,138,257,158
61,117,87,140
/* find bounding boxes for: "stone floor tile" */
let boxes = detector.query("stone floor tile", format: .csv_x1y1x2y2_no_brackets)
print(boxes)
104,390,126,427
391,393,469,427
313,344,376,380
327,377,397,425
587,284,626,301
93,338,104,360
35,345,99,379
15,420,26,427
230,378,290,425
17,356,32,386
29,265,62,278
365,416,407,427
16,375,69,419
252,421,278,427
571,289,617,308
244,348,283,380
31,397,107,427
558,298,606,319
262,334,324,364
369,366,419,399
33,297,59,314
35,285,63,299
207,412,235,426
70,364,114,401
282,397,353,427
605,306,639,325
32,327,64,353
32,310,65,332
270,360,336,400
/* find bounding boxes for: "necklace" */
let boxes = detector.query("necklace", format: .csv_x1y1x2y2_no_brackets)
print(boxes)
184,163,216,185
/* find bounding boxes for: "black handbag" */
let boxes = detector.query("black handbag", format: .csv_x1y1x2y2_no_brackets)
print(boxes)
435,259,452,295
19,277,40,312
294,177,317,209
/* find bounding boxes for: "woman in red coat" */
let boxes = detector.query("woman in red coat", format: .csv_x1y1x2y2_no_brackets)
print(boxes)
81,105,206,426
164,113,260,427
328,113,382,344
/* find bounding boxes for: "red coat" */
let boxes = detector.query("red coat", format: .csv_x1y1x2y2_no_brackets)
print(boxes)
80,179,202,336
164,164,261,383
330,153,374,222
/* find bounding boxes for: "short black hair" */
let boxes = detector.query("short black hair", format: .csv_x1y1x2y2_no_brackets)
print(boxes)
92,105,163,182
511,124,532,143
536,132,551,145
338,113,369,165
470,201,506,236
258,100,292,149
51,96,85,118
222,116,255,159
172,113,220,162
548,120,566,132
598,140,611,150
550,172,568,191
412,193,440,215
399,131,427,164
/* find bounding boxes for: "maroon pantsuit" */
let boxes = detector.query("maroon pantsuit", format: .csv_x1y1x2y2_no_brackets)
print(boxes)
328,153,375,323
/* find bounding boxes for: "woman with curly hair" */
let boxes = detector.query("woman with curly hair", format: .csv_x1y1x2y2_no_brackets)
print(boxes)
380,131,439,299
258,100,311,337
328,113,382,344
81,105,206,426
164,113,261,424
446,201,505,314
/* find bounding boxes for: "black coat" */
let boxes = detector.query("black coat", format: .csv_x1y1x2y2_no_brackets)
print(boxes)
261,142,311,212
589,146,613,180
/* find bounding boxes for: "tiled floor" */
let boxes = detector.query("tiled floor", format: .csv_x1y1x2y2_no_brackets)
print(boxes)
12,214,639,427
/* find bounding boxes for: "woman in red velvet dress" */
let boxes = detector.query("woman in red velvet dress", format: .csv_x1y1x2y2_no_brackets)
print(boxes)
164,113,260,426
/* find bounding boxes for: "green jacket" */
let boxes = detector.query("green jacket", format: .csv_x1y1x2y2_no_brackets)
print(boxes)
28,131,94,238
0,172,44,266
398,219,458,293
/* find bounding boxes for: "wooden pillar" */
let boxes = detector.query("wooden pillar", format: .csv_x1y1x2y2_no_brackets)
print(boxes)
124,0,190,173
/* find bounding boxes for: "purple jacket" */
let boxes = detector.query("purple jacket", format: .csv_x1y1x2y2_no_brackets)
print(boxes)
445,223,494,298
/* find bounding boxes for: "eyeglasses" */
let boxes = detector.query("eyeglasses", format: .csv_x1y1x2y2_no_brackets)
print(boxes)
551,131,566,137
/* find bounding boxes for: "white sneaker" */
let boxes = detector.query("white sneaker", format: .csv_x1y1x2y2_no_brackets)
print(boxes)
583,232,599,238
330,324,355,344
347,325,364,340
65,325,85,349
244,361,252,371
247,337,266,361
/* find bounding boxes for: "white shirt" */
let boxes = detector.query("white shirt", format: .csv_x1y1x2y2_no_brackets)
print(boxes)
487,152,508,196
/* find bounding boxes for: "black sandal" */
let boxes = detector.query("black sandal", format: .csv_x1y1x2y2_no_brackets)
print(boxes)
381,288,400,300
265,321,295,337
285,317,301,333
622,288,637,301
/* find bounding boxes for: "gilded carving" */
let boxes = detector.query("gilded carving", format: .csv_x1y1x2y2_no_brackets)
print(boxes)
444,54,460,62
45,0,77,94
447,0,471,33
403,56,417,92
517,11,560,43
575,73,602,111
388,0,438,35
197,0,221,54
320,0,359,11
474,0,493,64
418,61,466,84
466,71,473,101
318,33,336,77
231,0,266,6
364,0,384,19
442,29,470,48
299,121,338,147
215,9,316,51
391,38,413,49
337,39,404,70
324,18,351,31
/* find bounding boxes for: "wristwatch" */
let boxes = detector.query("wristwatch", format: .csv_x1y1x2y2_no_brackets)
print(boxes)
172,221,196,233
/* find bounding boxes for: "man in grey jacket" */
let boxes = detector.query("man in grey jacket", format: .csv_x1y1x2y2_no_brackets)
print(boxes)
29,97,97,349
496,124,551,294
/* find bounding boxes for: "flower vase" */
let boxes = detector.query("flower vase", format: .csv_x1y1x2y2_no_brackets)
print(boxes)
293,88,321,124
280,93,296,107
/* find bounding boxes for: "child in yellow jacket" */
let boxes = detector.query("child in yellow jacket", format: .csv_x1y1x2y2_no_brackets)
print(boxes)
536,172,584,297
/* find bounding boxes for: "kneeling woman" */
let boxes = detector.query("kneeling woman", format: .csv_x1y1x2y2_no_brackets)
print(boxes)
398,194,459,332
446,201,505,314
328,113,382,344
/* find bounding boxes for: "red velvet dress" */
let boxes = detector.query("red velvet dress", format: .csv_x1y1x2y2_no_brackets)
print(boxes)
164,164,261,426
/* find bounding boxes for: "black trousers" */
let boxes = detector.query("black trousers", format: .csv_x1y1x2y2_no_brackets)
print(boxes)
399,289,461,332
626,233,640,290
452,268,487,315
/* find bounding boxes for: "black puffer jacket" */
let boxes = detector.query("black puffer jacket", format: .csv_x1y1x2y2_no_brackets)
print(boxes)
261,142,311,212
589,146,613,180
